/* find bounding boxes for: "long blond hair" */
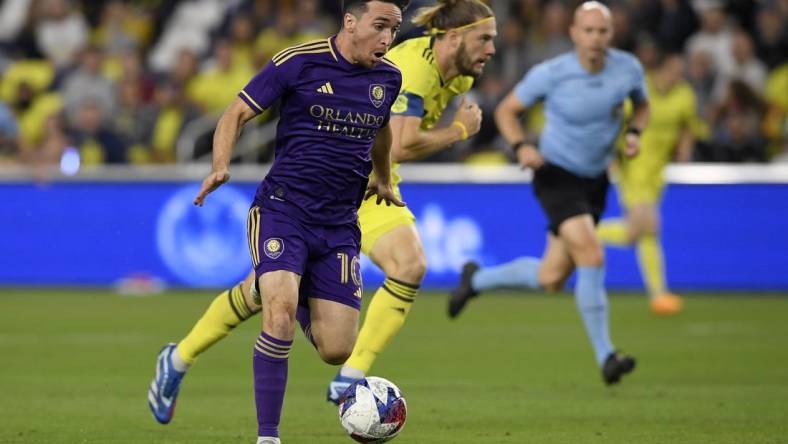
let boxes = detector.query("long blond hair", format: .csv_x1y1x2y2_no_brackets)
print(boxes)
412,0,494,36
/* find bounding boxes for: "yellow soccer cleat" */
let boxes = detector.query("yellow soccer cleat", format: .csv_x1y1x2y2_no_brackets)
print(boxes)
650,292,683,316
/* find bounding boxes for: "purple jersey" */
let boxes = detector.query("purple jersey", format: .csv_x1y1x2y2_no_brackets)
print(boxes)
240,37,402,225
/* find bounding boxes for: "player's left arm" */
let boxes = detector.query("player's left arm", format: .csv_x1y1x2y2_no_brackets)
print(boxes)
366,123,405,207
195,59,290,206
623,60,651,158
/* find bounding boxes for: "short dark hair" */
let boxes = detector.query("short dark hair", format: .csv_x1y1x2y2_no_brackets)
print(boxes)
343,0,411,16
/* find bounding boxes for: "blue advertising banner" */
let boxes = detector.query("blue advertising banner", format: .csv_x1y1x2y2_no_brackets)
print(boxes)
1,180,786,290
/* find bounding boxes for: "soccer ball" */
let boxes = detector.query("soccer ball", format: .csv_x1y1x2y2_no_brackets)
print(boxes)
338,376,407,443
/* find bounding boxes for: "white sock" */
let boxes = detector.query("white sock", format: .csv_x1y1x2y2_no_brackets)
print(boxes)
339,365,365,379
171,346,190,372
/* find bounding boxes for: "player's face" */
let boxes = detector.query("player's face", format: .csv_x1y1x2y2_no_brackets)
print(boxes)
570,9,613,64
455,18,497,78
350,1,403,68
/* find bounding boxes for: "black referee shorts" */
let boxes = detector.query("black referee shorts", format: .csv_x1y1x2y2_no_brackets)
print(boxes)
532,162,609,236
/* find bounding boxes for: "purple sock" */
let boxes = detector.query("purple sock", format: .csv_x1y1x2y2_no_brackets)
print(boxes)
253,332,293,438
296,305,315,347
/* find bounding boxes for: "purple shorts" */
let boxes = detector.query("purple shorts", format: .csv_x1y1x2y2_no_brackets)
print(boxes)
247,205,362,310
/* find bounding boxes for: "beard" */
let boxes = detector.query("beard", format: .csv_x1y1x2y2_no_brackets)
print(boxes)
455,42,482,78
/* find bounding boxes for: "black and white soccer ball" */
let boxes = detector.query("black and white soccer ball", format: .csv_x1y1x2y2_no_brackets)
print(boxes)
338,376,407,443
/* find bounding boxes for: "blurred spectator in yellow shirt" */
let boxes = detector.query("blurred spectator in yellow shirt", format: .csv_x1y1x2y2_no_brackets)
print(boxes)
187,40,254,116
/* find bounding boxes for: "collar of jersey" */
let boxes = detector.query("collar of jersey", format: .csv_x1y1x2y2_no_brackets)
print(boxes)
427,36,447,87
330,35,363,70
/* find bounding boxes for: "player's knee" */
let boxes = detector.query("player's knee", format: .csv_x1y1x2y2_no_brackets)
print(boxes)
572,244,604,267
629,207,660,238
403,253,427,282
628,219,650,240
628,226,645,241
391,250,427,283
317,343,353,365
643,219,660,236
265,308,296,337
586,249,605,267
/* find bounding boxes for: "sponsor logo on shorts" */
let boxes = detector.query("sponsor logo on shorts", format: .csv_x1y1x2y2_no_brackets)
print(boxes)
264,238,284,259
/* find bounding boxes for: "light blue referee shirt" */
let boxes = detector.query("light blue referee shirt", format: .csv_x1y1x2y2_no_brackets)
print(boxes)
514,49,648,177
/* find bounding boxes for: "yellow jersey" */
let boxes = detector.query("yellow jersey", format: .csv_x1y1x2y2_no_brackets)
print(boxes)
764,63,788,158
765,63,788,110
618,75,698,205
385,36,474,186
622,75,697,173
357,37,474,252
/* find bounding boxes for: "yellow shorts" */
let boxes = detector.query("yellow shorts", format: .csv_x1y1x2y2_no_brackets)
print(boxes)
617,161,666,208
358,194,416,255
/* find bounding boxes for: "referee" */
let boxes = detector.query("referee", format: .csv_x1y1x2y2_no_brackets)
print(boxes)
449,1,649,386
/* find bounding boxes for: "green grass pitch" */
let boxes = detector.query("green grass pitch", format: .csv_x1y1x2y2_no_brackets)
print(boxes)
1,290,787,443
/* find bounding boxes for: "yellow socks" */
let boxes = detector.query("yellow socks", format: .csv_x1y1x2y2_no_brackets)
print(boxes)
344,278,419,373
637,234,666,297
177,284,258,364
599,219,669,298
597,219,631,246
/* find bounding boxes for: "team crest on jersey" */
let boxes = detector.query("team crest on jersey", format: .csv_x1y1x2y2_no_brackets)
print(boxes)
369,84,385,108
264,238,284,259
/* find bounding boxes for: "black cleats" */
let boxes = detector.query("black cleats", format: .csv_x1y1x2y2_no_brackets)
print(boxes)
602,352,636,385
448,261,480,319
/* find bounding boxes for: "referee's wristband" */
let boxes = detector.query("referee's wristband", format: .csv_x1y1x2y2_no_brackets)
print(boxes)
511,140,535,154
626,127,642,137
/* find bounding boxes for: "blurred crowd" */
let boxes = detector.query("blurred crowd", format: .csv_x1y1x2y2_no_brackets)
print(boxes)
0,0,786,168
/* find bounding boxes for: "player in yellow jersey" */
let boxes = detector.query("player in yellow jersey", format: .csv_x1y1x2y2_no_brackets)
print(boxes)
332,0,496,402
148,0,497,423
597,52,698,316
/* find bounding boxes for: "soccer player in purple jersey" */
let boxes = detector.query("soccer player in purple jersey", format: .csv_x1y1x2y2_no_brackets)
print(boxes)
186,2,409,442
149,0,495,429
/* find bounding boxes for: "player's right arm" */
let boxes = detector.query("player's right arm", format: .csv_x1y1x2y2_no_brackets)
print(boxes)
495,62,551,170
194,58,291,206
494,93,543,169
390,96,482,162
193,98,258,206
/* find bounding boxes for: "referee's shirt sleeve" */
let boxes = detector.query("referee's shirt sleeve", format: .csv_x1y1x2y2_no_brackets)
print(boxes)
628,57,649,105
513,62,551,107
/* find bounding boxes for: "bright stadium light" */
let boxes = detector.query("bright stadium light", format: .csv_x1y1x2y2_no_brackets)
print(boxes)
60,146,80,176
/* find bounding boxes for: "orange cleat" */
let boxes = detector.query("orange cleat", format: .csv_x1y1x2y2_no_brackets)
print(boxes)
650,292,683,316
